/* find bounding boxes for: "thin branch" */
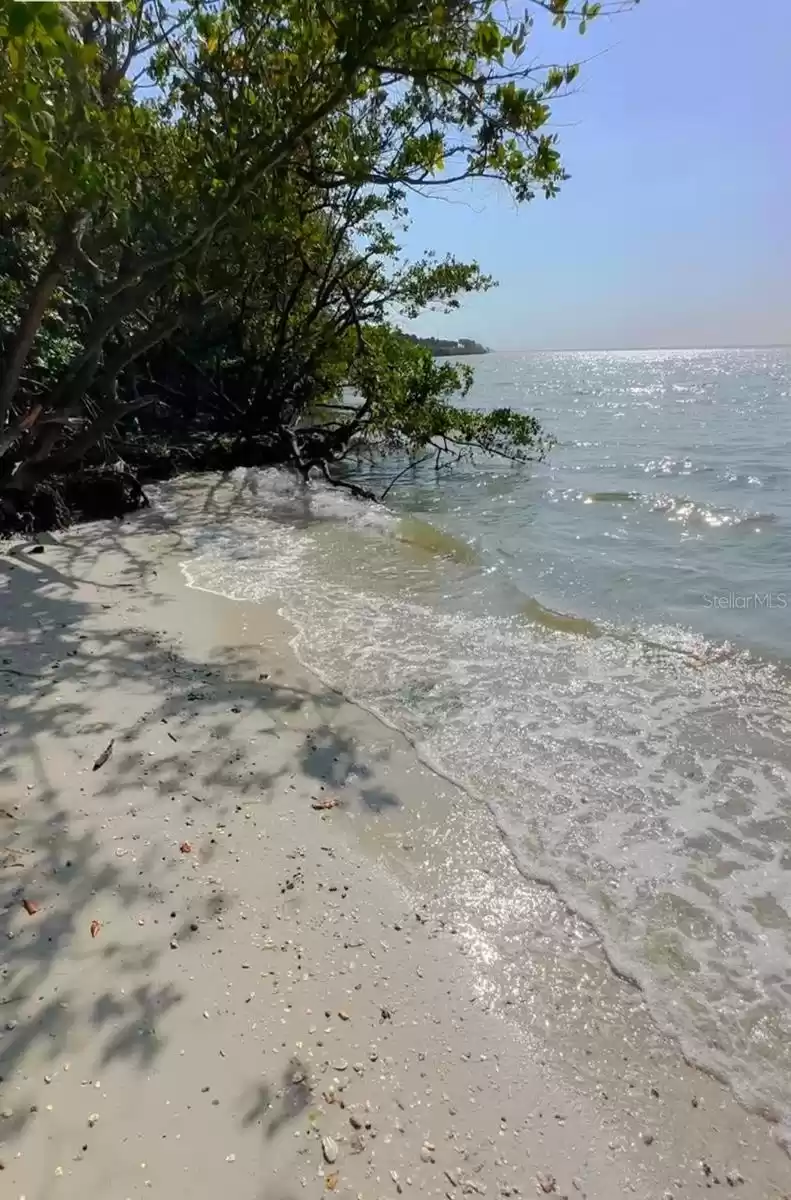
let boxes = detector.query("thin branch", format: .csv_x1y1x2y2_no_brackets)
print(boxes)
318,460,378,502
380,453,433,500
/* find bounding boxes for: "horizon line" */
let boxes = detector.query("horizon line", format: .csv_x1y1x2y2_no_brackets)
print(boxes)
488,342,791,354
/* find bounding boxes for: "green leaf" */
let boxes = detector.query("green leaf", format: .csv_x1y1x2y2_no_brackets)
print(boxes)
29,137,48,169
7,1,35,37
36,3,65,33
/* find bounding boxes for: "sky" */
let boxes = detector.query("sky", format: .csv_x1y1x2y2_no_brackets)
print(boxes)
405,0,791,351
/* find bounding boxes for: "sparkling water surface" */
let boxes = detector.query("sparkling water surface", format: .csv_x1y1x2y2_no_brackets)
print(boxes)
174,347,791,1126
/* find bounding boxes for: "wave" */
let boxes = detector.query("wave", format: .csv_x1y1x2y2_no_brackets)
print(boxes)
554,486,778,531
648,493,775,530
518,591,789,677
518,596,605,638
160,468,791,1143
584,489,640,503
179,535,791,1142
396,517,479,564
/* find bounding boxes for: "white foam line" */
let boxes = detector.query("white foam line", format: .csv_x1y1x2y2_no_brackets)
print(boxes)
179,553,791,1148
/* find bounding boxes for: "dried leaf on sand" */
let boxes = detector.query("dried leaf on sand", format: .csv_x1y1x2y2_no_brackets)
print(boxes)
92,739,115,771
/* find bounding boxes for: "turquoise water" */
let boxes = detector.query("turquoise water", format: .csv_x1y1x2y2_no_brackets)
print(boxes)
358,347,791,660
174,347,791,1132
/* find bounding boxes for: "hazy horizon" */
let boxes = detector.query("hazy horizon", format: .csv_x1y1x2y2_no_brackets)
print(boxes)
484,342,791,354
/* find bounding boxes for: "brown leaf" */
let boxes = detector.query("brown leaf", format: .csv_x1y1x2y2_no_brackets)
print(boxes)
22,897,39,916
311,797,339,811
325,1172,339,1191
92,739,114,771
90,919,102,939
179,841,193,854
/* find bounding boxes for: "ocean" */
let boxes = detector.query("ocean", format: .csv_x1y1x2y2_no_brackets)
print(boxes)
171,347,791,1130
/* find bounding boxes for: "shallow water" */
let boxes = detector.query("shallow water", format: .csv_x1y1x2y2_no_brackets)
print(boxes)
168,346,791,1131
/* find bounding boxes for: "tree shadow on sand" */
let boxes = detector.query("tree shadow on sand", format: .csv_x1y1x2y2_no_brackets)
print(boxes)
240,1055,313,1140
0,512,399,1138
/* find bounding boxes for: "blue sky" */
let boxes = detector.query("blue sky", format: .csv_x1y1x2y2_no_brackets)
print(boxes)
405,0,791,350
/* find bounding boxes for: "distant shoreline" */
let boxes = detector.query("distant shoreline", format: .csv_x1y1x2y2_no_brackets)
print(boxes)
405,334,489,356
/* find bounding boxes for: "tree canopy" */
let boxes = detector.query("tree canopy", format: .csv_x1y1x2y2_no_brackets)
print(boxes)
0,0,636,529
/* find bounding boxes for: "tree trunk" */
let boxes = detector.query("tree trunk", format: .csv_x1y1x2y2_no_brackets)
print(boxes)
6,396,154,491
0,213,82,433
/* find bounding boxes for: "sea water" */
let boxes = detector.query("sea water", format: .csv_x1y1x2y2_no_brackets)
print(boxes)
171,347,791,1127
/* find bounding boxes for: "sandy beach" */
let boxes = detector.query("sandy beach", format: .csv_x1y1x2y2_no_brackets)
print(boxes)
2,504,791,1200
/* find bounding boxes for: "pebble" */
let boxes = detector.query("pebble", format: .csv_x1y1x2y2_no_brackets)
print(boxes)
420,1145,434,1163
332,1060,348,1072
536,1172,557,1195
1,1109,12,1119
321,1136,338,1164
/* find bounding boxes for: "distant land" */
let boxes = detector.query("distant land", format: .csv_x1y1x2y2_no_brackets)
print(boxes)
406,334,489,357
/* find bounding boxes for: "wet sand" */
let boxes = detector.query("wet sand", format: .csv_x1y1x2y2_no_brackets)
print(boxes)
1,512,790,1199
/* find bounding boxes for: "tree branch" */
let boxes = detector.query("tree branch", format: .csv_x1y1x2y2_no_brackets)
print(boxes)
0,212,84,432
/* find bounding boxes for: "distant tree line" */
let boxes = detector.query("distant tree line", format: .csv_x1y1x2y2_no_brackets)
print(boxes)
406,335,489,357
0,0,634,532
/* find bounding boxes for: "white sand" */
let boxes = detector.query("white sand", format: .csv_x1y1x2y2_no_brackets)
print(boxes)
1,512,790,1200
